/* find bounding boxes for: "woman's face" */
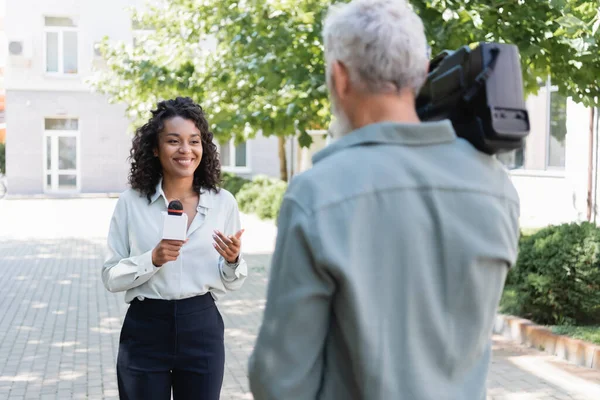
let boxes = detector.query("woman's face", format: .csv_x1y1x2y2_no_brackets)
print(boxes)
155,116,203,179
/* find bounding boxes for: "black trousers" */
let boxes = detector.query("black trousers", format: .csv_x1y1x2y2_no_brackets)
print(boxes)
117,294,225,400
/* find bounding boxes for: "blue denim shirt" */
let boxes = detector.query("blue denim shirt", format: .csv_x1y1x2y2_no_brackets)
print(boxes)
249,121,520,400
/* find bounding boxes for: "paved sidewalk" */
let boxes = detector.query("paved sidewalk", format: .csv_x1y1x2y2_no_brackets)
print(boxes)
1,199,600,399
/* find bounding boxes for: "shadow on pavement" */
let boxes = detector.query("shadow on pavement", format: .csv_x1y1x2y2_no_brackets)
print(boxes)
0,238,271,399
2,239,600,400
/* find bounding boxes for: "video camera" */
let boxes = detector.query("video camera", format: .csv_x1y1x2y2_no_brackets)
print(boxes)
416,43,530,155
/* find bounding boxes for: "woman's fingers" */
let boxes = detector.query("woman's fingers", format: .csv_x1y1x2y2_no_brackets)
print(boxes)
213,233,228,249
152,240,184,267
214,230,243,250
214,231,233,246
159,249,179,260
213,242,230,257
163,240,185,248
213,230,242,263
233,229,245,241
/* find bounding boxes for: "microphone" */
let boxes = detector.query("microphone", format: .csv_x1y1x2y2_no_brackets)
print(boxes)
167,200,184,216
161,199,188,241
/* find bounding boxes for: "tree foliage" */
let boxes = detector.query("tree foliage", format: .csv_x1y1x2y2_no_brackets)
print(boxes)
90,0,600,148
412,0,600,106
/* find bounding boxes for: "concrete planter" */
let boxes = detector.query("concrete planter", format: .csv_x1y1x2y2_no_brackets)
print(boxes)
493,314,600,370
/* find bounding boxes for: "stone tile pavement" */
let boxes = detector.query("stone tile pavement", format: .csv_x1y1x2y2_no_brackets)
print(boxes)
1,198,600,399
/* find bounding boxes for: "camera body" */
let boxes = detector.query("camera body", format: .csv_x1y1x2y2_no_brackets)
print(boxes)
417,43,530,155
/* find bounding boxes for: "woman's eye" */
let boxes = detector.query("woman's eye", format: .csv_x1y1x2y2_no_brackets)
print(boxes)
191,141,200,145
168,140,179,144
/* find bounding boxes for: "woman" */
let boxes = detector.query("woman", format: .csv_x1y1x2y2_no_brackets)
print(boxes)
102,97,247,400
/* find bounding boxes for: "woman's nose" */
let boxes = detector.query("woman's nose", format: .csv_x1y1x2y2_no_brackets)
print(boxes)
179,144,191,153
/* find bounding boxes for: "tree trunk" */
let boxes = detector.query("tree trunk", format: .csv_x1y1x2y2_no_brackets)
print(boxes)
278,136,288,182
588,107,596,221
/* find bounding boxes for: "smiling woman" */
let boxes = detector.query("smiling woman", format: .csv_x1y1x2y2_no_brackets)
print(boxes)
128,97,221,201
102,97,247,400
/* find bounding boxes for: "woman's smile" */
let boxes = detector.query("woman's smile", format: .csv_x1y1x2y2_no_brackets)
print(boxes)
174,157,195,167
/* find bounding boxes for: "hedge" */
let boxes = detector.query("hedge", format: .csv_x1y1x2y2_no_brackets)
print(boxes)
220,172,287,221
507,222,600,325
220,171,250,197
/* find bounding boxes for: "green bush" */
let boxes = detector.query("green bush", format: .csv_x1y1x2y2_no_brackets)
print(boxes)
0,142,5,174
254,180,287,220
220,171,250,197
236,175,287,220
505,229,536,286
510,222,600,325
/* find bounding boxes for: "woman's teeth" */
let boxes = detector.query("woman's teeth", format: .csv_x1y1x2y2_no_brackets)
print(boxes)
175,159,193,166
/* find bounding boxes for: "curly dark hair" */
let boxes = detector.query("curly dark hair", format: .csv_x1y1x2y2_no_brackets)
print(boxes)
128,97,221,202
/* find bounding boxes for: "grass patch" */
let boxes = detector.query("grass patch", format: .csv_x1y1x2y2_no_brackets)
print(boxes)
549,325,600,345
500,285,600,345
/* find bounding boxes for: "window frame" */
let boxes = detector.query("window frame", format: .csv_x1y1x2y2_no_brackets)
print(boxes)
43,16,79,76
132,28,155,49
500,78,567,175
42,117,81,193
217,139,251,173
545,82,567,171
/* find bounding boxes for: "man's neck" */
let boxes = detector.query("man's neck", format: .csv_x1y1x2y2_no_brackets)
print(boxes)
162,176,197,200
351,92,420,130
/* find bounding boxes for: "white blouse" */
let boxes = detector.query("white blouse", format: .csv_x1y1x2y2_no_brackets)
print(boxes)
102,181,247,303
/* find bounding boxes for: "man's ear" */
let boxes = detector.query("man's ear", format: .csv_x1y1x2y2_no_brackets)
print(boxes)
332,60,351,101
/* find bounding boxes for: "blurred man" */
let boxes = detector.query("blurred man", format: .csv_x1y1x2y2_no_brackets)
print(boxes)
248,0,519,398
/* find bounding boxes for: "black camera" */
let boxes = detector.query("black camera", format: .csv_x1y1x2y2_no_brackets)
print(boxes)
417,43,530,155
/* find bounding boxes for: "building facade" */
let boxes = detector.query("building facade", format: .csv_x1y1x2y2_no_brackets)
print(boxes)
497,82,598,228
4,0,281,196
4,1,600,230
0,0,6,145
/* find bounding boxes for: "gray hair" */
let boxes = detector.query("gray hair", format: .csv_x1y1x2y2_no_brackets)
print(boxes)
323,0,429,94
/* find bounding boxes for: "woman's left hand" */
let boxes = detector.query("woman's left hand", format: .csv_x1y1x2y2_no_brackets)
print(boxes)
213,229,245,263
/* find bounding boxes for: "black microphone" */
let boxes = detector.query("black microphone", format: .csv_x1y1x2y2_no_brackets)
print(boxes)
167,200,184,216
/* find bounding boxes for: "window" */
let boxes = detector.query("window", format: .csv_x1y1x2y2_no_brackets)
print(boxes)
132,29,154,49
44,118,80,192
44,16,78,75
547,89,567,168
497,148,525,170
497,79,567,171
218,140,249,171
131,19,156,50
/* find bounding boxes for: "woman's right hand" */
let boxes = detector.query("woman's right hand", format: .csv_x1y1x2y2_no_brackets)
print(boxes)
152,239,187,267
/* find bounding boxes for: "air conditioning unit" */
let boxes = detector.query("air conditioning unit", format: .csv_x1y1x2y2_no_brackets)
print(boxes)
93,42,102,58
8,39,32,58
91,41,108,70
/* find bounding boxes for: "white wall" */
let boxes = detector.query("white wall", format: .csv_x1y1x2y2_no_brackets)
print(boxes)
249,133,280,179
5,0,143,92
510,172,576,228
4,0,141,195
509,99,592,228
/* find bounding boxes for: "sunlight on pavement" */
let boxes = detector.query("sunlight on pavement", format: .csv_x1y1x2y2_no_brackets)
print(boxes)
508,355,600,398
1,199,600,399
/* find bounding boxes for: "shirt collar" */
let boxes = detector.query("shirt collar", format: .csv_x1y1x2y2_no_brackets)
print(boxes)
150,179,167,205
313,120,456,165
150,178,214,211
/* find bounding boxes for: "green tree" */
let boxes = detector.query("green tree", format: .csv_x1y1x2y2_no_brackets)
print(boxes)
411,0,600,106
91,0,330,180
91,0,600,180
